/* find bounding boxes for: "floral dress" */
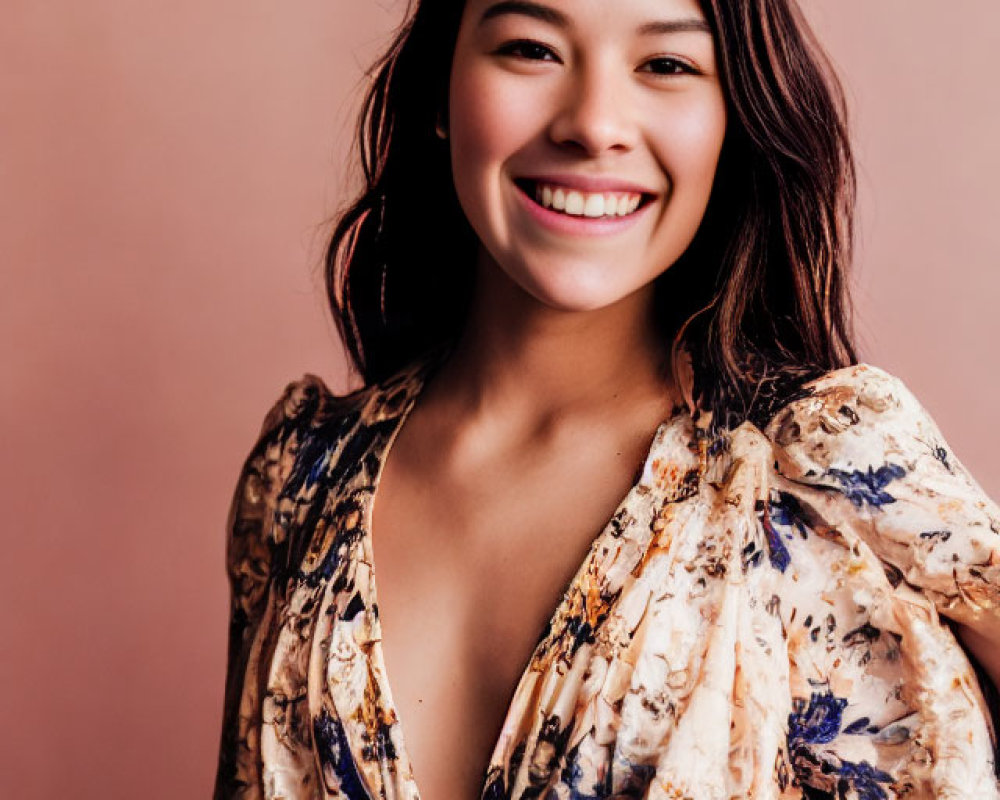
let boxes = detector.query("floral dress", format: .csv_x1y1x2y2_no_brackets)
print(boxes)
214,346,1000,800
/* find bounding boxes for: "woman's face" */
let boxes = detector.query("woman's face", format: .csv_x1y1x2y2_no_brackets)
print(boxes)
448,0,727,312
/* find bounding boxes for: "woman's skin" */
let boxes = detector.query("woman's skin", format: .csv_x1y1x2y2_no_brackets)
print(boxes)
371,0,726,793
368,0,998,795
954,621,1000,694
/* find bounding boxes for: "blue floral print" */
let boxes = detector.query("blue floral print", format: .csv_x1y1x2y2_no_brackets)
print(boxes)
824,463,907,509
215,356,1000,798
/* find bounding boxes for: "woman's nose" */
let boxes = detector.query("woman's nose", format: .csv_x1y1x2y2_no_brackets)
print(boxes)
548,64,636,156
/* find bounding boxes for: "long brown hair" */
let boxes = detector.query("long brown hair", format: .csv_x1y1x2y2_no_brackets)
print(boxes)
324,0,859,436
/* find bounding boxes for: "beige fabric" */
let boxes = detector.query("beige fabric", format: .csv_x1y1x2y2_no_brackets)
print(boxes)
214,352,1000,799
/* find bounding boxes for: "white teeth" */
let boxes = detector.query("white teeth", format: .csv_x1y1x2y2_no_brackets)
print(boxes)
531,181,643,218
617,195,639,216
583,194,604,218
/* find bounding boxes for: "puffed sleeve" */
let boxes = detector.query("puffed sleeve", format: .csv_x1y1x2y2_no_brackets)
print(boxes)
213,375,328,799
764,363,1000,631
756,363,1000,794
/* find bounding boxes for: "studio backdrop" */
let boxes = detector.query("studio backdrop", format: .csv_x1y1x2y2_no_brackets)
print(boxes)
1,1,997,798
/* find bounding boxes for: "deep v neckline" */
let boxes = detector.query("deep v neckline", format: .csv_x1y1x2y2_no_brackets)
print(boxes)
360,349,683,799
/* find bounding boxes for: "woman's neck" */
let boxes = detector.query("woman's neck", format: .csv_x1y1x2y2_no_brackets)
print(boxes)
424,255,677,427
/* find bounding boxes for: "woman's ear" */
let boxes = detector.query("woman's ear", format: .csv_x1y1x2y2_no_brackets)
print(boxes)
434,109,448,140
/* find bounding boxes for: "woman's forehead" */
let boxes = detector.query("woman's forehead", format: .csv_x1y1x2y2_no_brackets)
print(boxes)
468,0,712,32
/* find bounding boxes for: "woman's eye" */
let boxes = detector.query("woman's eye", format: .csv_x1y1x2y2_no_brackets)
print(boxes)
640,57,698,77
495,39,559,62
494,43,698,76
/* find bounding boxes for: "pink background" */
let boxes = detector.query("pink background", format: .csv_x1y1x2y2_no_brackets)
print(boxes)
2,2,997,797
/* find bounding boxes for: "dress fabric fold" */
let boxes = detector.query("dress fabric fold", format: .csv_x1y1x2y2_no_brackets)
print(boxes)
213,352,1000,800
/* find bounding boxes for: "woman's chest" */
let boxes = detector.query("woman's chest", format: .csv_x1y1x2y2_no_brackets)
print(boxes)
369,458,645,798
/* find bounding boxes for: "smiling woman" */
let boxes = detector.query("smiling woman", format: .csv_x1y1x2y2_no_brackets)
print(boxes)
213,1,1000,798
446,0,726,316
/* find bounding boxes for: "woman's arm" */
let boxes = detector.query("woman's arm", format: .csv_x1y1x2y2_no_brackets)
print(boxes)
213,376,327,798
766,363,1000,694
955,619,1000,692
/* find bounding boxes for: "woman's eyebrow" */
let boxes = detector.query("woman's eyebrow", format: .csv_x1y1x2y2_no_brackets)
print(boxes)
479,0,567,28
478,1,711,36
637,18,712,36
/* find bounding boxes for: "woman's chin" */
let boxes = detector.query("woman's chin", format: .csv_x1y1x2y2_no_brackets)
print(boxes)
477,244,649,313
518,271,637,314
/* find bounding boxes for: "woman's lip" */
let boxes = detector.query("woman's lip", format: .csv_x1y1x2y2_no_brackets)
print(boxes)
512,178,653,237
516,173,657,196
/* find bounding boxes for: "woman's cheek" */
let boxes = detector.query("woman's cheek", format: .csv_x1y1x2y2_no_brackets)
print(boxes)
449,70,548,237
655,97,727,183
450,67,544,157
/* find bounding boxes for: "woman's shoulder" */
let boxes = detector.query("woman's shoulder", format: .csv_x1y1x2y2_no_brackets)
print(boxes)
225,370,399,578
756,360,1000,618
241,354,436,491
764,361,910,425
230,372,382,514
757,361,965,496
256,371,373,440
758,361,962,478
262,346,446,439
